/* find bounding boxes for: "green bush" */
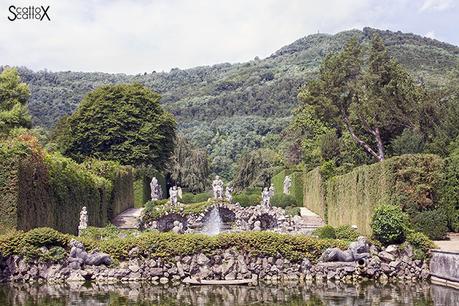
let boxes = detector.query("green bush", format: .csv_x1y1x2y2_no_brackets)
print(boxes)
233,193,260,207
271,194,298,208
412,210,448,240
335,225,359,240
313,225,336,239
406,231,436,252
439,153,459,232
22,227,70,248
371,204,409,245
181,192,211,204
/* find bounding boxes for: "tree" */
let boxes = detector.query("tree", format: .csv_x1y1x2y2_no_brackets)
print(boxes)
298,35,422,161
168,136,210,193
58,84,176,169
0,67,31,134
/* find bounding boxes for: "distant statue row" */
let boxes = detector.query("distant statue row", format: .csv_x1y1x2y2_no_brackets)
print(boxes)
212,175,233,202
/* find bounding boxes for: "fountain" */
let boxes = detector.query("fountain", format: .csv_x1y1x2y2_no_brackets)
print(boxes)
202,207,222,236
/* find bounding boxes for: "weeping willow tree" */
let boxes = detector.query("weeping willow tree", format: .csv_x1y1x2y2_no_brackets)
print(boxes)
232,148,283,191
168,136,210,193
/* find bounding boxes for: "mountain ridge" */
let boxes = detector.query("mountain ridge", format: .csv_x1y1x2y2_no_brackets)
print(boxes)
6,27,459,177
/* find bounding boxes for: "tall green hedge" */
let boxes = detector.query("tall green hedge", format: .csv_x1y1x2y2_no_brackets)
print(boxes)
0,137,134,235
271,169,304,205
303,154,444,235
440,153,459,231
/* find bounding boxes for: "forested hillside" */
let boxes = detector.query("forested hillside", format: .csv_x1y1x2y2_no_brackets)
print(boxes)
9,27,459,178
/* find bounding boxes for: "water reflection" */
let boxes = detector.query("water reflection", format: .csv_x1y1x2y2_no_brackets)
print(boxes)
0,281,455,306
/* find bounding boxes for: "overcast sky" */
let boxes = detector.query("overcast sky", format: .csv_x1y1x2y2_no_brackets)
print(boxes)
0,0,457,74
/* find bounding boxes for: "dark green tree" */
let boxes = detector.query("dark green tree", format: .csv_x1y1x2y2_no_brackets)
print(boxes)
0,67,31,134
168,136,210,193
58,84,176,168
297,35,422,161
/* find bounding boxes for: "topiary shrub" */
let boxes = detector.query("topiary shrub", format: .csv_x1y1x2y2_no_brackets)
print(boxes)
22,227,70,248
181,192,211,204
80,224,121,240
412,209,448,240
312,225,336,239
335,225,359,240
371,204,409,245
271,194,298,208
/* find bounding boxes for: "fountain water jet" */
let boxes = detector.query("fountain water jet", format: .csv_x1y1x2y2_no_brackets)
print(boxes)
202,207,222,236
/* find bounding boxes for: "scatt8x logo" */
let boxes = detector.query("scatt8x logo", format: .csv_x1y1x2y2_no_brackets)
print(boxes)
8,5,51,21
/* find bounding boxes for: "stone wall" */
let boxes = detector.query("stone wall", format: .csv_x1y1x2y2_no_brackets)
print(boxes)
0,239,429,284
430,250,459,288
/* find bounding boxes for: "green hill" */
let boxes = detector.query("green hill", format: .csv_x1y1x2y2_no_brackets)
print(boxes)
10,27,459,178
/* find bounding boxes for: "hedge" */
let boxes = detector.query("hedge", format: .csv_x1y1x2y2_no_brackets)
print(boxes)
303,154,444,235
271,169,303,205
0,136,134,235
0,228,349,263
439,153,459,232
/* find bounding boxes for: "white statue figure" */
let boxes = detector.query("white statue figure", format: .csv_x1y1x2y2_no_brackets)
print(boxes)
225,185,233,203
212,175,224,199
150,177,162,201
172,221,184,234
169,186,182,206
262,187,272,207
283,176,292,195
253,220,262,231
269,184,275,196
78,206,88,236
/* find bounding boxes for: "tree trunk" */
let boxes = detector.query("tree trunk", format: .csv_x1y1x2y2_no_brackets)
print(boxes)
342,116,384,161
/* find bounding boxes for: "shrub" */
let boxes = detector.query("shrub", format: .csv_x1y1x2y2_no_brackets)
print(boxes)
233,193,260,207
271,194,298,208
406,231,435,252
313,225,336,239
181,192,211,204
22,227,69,248
371,204,409,245
412,209,448,240
335,225,359,240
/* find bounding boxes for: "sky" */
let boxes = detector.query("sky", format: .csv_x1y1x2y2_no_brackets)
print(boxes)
0,0,458,74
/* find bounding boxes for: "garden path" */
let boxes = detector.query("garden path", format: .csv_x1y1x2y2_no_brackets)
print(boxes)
112,208,144,230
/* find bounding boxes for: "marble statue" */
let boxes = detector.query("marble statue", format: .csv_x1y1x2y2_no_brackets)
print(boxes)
225,185,233,203
169,186,182,206
262,187,272,207
212,175,224,199
150,177,162,201
253,220,262,231
78,206,88,236
172,221,184,234
283,176,292,195
320,236,370,262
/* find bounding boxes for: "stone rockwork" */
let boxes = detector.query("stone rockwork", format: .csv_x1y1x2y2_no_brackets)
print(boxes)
143,202,316,235
0,237,430,284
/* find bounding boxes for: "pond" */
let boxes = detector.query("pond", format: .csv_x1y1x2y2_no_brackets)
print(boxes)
0,281,457,306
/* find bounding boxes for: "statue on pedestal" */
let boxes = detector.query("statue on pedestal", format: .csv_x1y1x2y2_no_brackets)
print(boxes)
150,177,162,201
212,175,224,199
169,186,182,206
283,176,292,195
225,185,233,203
78,206,88,236
262,187,272,207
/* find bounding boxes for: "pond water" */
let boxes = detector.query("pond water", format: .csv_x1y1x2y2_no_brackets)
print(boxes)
0,281,457,306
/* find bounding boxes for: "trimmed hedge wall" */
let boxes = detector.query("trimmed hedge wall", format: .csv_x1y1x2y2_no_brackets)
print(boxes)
303,154,444,235
303,167,326,219
0,137,134,235
271,169,304,205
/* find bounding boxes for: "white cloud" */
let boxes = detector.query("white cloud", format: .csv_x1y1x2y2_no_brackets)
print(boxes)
419,0,454,11
0,0,456,74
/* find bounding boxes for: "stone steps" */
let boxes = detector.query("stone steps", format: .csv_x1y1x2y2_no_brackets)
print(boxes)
300,207,325,228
